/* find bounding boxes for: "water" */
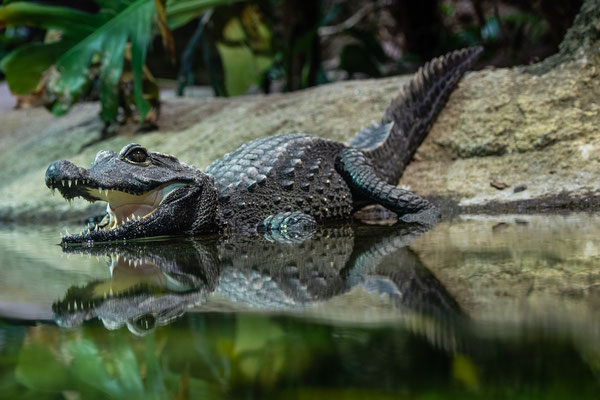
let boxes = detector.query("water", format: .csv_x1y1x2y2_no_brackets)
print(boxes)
1,214,600,399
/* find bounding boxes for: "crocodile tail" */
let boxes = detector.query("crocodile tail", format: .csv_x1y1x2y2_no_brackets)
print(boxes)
351,46,483,184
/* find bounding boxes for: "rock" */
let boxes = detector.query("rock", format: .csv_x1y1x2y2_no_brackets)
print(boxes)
0,0,599,222
410,214,600,326
402,0,600,213
0,80,406,222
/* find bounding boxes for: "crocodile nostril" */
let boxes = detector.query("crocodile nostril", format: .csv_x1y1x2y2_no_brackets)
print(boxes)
45,162,61,186
45,160,80,187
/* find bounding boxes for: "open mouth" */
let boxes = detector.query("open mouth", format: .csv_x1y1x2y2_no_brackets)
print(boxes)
46,176,190,243
84,182,189,230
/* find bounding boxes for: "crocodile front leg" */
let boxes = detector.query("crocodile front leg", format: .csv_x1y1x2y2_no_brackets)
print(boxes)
337,147,439,224
259,211,317,243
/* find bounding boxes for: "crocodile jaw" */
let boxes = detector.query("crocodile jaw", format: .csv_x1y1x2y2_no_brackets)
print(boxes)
53,182,191,244
86,183,189,231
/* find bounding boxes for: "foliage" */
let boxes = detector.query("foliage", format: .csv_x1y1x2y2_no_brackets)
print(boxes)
1,0,151,122
177,3,272,97
440,2,550,59
0,0,572,126
338,28,387,78
214,5,272,96
2,312,600,399
0,0,233,124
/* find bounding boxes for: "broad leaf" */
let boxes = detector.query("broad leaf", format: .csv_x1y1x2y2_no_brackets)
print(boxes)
0,0,246,122
15,345,70,392
0,41,69,94
0,0,155,122
216,41,270,95
166,0,246,28
0,2,101,35
48,0,155,120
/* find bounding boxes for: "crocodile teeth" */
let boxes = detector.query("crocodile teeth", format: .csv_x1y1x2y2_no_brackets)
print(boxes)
74,179,78,186
68,180,72,188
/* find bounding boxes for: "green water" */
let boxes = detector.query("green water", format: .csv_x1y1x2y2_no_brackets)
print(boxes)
1,214,600,399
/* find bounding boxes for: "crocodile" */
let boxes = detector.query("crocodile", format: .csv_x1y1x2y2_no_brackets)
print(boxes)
45,47,482,244
53,223,462,336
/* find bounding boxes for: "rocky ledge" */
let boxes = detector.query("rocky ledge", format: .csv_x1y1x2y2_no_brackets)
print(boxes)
0,0,598,223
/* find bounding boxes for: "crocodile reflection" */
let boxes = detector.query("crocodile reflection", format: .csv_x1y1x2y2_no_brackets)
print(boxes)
53,222,461,335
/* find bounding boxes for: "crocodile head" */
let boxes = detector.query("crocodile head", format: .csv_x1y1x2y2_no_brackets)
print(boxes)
45,143,218,244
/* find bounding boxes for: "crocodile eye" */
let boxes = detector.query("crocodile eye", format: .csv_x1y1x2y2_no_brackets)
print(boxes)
126,148,149,164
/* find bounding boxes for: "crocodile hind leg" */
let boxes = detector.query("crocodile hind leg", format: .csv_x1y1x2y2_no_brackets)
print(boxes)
337,147,438,224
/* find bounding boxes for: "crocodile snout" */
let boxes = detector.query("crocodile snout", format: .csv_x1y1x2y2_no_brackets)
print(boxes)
45,160,83,188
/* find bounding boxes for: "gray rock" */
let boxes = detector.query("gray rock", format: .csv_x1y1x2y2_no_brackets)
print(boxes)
0,0,599,221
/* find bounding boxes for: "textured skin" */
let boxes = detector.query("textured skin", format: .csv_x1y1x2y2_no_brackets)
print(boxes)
355,47,484,184
53,224,461,333
45,47,483,244
338,147,434,215
206,133,353,230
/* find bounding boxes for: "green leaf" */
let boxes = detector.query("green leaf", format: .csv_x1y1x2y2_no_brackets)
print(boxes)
67,339,124,398
0,41,68,94
144,335,168,399
0,2,101,36
46,0,155,120
223,17,246,42
99,29,128,121
129,1,155,120
15,344,70,392
166,0,246,29
1,0,156,122
216,42,271,96
110,342,144,396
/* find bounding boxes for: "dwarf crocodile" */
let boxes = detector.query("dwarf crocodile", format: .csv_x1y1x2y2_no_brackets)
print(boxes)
53,224,461,335
45,47,482,244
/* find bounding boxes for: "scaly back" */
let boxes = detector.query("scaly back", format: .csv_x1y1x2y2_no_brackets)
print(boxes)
349,47,483,184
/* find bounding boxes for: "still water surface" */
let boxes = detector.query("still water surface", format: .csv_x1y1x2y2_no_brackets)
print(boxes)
1,214,600,399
